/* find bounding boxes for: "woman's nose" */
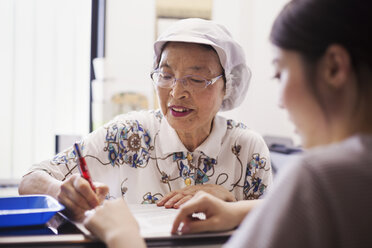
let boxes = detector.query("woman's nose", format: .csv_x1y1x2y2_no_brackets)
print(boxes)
170,79,189,98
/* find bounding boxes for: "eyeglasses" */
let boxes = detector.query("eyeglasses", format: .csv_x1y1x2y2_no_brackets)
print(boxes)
150,70,223,89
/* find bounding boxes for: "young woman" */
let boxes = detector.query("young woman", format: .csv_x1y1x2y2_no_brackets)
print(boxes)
84,0,372,247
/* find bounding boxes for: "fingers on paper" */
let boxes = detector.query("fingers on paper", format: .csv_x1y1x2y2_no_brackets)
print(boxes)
156,191,177,206
182,217,219,234
158,186,201,208
173,195,193,209
171,192,212,234
164,193,188,208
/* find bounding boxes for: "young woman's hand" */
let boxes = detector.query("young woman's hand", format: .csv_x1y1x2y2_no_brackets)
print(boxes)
84,199,146,248
156,184,236,209
57,174,109,221
171,191,247,234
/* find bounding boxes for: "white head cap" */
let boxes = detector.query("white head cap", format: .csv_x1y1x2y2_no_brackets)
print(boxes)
153,18,251,111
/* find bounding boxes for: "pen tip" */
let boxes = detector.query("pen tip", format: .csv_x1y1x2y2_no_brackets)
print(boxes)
74,143,81,157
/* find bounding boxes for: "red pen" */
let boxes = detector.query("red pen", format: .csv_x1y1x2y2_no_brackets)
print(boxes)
74,143,96,192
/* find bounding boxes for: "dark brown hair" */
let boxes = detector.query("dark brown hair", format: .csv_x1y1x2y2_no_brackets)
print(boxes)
270,0,372,116
270,0,372,66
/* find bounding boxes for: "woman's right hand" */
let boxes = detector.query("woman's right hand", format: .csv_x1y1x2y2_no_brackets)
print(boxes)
84,199,146,248
57,174,109,221
171,191,244,234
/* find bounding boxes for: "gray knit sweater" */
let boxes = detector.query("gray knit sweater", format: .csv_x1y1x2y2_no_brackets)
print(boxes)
225,134,372,248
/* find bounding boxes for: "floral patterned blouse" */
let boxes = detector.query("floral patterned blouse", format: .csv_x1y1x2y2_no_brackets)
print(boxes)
27,110,272,203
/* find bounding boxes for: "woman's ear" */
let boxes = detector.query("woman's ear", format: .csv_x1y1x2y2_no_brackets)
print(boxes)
319,44,352,89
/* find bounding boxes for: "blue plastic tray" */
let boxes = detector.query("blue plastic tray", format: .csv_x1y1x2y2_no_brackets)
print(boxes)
0,195,65,228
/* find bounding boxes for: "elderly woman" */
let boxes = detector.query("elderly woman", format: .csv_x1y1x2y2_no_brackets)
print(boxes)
83,0,372,247
18,18,272,221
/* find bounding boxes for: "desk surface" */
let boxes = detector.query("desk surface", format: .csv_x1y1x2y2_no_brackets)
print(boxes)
0,235,227,248
0,213,229,248
0,233,228,248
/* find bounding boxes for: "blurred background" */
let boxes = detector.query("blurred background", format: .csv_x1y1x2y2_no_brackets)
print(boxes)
0,0,294,187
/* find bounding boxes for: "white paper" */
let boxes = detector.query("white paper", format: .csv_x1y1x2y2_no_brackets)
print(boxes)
74,204,179,238
70,204,233,241
128,204,179,238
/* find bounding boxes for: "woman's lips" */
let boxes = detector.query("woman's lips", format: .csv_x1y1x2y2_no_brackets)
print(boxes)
169,106,193,117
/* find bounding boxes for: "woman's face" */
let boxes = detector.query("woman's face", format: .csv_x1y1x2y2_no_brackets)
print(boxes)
155,42,225,137
272,47,328,148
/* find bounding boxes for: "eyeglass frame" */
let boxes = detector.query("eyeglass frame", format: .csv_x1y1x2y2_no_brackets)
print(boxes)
150,69,224,89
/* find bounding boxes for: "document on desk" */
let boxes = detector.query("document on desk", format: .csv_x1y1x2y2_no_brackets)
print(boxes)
128,204,233,240
74,204,232,240
72,204,178,238
129,204,179,238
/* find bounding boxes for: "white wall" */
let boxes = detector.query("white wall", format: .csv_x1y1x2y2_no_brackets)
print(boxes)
92,0,156,128
0,0,91,179
102,0,156,103
0,0,14,178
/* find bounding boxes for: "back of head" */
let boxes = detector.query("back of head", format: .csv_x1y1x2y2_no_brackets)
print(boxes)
270,0,372,122
270,0,372,66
